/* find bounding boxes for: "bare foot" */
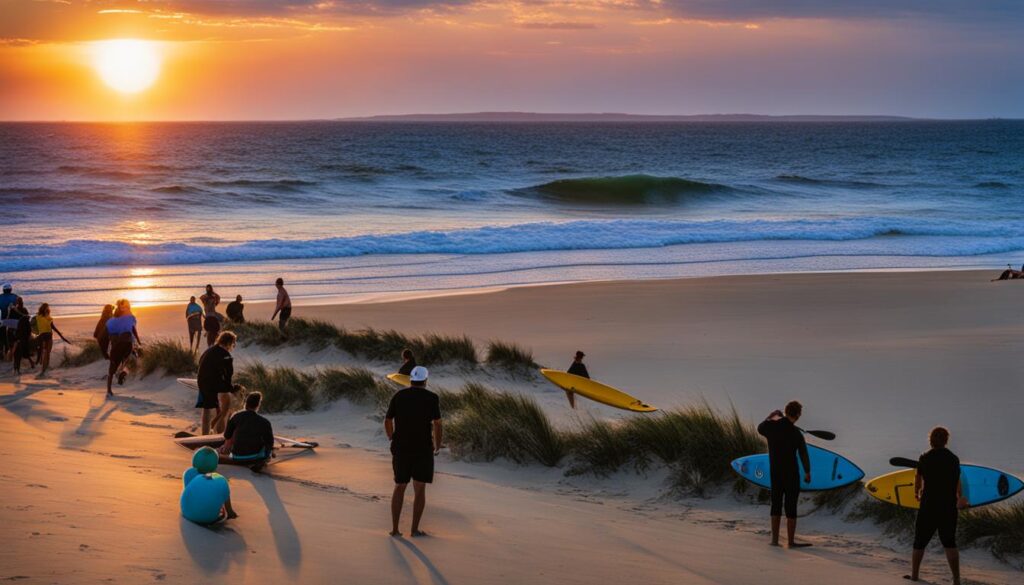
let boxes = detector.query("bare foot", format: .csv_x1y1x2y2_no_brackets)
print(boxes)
390,530,403,537
411,529,428,537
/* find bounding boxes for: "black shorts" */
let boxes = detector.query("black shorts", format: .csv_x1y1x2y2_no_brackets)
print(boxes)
770,474,800,519
109,334,134,364
914,505,958,549
197,388,220,409
279,306,292,323
391,445,434,484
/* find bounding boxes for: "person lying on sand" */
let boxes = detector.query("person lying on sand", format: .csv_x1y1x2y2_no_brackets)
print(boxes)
991,264,1024,281
563,350,590,408
197,331,237,435
758,401,812,548
398,348,417,376
220,391,274,471
385,366,442,537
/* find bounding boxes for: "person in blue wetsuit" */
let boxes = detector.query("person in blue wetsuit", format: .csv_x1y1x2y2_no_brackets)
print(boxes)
906,426,967,584
758,401,811,548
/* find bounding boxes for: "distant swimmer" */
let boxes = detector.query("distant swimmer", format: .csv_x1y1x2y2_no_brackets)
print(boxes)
105,299,141,397
563,350,589,408
385,366,442,537
33,303,70,377
991,263,1024,281
93,304,115,360
271,278,292,340
197,332,237,436
398,348,417,376
186,296,204,353
758,401,812,548
220,391,274,471
226,295,245,324
905,427,967,584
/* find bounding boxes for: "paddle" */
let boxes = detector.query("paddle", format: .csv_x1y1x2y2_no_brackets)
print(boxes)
890,456,919,469
796,427,836,441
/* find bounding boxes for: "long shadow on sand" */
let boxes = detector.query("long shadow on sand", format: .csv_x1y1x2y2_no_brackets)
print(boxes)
180,517,248,574
59,397,118,449
247,473,303,574
389,538,451,585
0,381,65,426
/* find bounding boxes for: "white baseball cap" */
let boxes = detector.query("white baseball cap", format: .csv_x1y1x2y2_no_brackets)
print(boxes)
410,366,429,383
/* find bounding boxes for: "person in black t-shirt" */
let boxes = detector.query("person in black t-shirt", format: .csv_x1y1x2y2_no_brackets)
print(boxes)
563,350,589,408
757,400,812,548
221,392,274,469
906,426,966,584
197,332,237,435
385,366,442,537
398,348,416,376
226,295,245,324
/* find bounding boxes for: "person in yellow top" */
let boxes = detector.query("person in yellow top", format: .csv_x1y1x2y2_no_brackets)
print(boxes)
34,303,70,377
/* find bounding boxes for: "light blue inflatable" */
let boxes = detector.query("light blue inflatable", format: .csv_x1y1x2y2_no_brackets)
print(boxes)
192,446,219,474
180,472,230,525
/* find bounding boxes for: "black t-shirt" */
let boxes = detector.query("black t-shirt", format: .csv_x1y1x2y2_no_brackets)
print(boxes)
386,387,441,453
398,359,417,376
226,301,244,323
568,361,590,378
197,345,233,395
757,417,810,480
224,409,274,456
918,447,961,508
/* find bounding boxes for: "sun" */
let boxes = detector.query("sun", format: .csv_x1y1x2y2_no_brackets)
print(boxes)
92,39,162,94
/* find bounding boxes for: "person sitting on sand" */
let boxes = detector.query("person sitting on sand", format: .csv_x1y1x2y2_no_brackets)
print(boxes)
271,277,292,340
905,426,967,584
398,348,417,376
758,401,811,548
220,391,274,470
33,303,69,377
562,350,590,408
991,264,1024,281
226,295,245,324
105,299,141,397
186,296,204,352
197,331,238,435
385,366,442,537
200,284,221,316
93,304,114,360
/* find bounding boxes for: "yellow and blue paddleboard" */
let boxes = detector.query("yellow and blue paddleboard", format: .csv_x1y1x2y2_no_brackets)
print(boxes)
386,373,411,387
540,369,657,412
865,465,1024,510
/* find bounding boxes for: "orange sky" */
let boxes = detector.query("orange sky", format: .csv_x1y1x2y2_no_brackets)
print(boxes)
1,1,1022,120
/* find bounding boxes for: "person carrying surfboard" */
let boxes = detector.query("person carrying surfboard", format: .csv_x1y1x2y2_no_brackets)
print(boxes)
563,350,590,408
398,349,417,376
757,401,811,548
905,426,967,584
385,366,442,537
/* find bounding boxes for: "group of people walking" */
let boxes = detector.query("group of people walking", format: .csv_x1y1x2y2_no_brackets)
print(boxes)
1,283,71,377
186,278,292,352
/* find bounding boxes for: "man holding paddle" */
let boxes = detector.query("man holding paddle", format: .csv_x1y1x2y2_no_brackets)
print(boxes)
758,401,812,548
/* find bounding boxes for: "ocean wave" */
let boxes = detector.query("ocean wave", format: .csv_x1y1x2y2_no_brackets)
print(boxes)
519,174,734,204
205,178,318,192
774,174,884,188
2,217,1023,273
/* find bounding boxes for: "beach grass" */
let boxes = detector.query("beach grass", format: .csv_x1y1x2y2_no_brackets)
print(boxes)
484,340,537,373
137,338,196,377
235,362,316,413
314,366,393,410
59,339,105,368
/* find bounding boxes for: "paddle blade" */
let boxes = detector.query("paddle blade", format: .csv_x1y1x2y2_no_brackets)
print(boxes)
805,430,836,441
890,457,919,469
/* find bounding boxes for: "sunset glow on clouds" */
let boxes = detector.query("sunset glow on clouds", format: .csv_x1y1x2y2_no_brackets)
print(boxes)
1,0,1022,120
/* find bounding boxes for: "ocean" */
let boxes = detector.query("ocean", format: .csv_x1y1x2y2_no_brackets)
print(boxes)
1,120,1022,311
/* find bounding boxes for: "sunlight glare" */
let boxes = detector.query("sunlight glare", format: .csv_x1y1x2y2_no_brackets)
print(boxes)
92,39,162,94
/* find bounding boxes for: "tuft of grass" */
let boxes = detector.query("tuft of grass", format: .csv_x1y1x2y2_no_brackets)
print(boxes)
138,339,196,377
445,383,567,466
235,363,315,413
59,339,105,368
228,320,287,347
960,501,1024,560
314,366,393,410
484,340,537,373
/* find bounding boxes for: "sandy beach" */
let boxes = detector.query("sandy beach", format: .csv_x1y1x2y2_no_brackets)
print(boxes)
2,270,1022,584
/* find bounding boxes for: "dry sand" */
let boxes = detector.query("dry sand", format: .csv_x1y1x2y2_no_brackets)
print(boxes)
2,270,1021,583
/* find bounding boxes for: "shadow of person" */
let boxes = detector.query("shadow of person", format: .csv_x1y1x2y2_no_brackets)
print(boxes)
247,473,302,574
59,397,118,449
389,537,451,585
179,516,248,574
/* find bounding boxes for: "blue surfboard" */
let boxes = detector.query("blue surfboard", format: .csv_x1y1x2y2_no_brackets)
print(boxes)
731,444,864,491
866,463,1024,509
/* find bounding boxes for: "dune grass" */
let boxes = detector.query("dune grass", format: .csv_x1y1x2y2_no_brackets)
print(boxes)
484,340,537,373
235,363,316,413
59,339,105,368
137,338,196,377
314,366,393,410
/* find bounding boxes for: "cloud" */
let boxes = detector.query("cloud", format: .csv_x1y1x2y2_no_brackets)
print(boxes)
517,21,598,30
653,0,1024,23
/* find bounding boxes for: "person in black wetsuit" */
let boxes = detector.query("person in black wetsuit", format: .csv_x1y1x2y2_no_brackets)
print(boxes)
398,348,417,376
385,366,442,537
906,426,967,584
563,350,589,409
757,400,812,548
220,391,274,471
226,295,245,324
197,332,238,435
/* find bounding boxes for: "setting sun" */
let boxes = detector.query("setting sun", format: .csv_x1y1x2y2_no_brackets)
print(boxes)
92,39,161,94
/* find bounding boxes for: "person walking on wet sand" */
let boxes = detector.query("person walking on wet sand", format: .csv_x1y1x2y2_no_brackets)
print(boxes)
271,278,292,340
186,296,203,352
105,299,141,397
905,426,967,584
385,366,442,537
758,401,811,548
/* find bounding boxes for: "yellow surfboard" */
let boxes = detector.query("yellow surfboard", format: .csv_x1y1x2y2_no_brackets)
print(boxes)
386,373,410,387
865,470,920,509
540,369,657,412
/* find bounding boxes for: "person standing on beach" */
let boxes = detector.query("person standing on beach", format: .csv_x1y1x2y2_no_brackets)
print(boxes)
10,298,35,374
186,296,204,352
906,426,967,584
757,401,811,548
197,331,238,435
33,303,69,377
93,304,114,360
562,350,589,408
398,349,417,376
385,366,442,537
226,295,245,324
271,278,292,340
105,299,141,397
200,285,221,317
204,309,221,349
0,283,18,359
